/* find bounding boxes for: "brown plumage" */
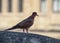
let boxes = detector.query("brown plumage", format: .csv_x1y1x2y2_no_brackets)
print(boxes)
5,12,38,33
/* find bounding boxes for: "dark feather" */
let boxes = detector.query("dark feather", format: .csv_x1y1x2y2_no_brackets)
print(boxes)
4,12,38,33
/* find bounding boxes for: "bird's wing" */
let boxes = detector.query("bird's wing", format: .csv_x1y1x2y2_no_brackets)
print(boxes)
16,19,33,28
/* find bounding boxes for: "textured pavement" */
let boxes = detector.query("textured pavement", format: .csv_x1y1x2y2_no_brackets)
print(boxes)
0,31,60,43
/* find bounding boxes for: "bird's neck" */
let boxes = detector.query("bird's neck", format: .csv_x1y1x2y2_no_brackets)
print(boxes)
31,15,36,19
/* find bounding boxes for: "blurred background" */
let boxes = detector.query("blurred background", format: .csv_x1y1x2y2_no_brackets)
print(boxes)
0,0,60,39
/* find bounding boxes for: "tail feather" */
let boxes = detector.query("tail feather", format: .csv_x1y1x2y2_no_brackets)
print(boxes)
4,25,18,31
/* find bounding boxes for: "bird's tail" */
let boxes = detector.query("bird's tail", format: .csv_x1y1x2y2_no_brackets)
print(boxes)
4,25,18,31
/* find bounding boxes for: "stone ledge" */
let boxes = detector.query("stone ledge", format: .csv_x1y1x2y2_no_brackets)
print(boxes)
0,31,60,43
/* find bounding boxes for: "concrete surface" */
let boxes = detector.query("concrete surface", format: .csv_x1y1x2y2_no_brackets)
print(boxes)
0,31,60,43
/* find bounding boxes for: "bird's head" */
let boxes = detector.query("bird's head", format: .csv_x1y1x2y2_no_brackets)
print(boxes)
32,12,39,17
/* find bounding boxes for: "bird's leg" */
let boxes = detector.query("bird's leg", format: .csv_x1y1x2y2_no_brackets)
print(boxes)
23,29,25,33
26,29,28,33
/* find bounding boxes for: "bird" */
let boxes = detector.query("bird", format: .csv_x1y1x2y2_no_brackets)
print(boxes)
5,12,39,33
